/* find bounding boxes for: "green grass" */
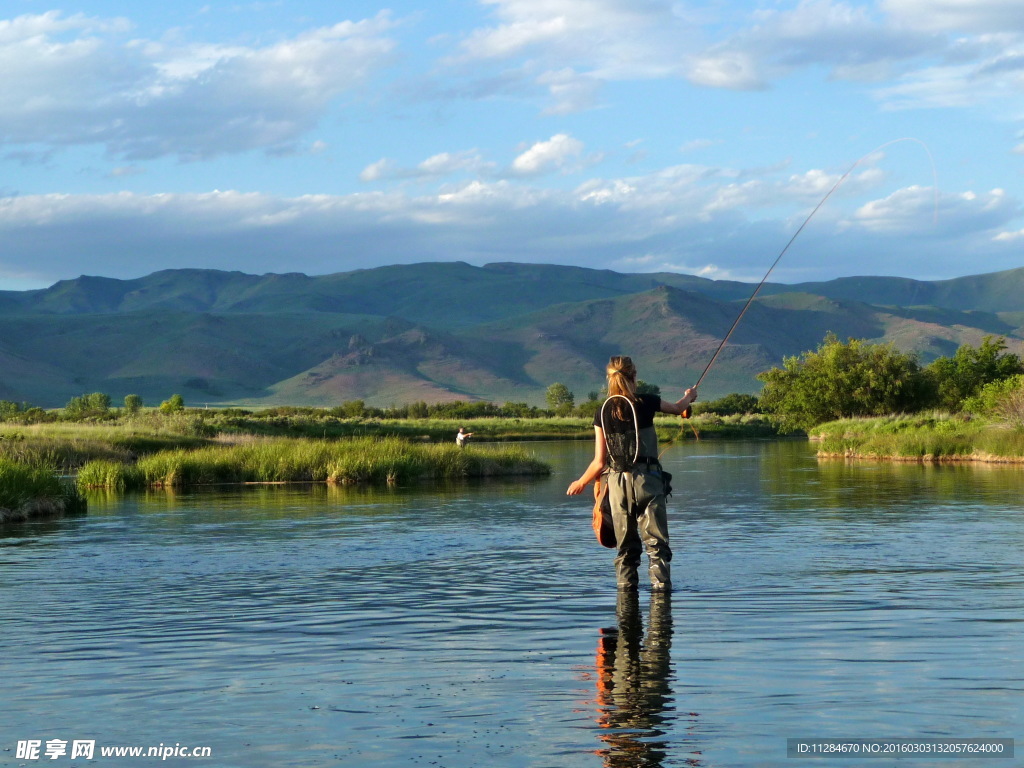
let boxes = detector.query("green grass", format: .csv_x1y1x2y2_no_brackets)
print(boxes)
210,415,596,442
0,458,86,523
195,412,780,442
0,422,213,472
78,437,550,489
812,413,1024,461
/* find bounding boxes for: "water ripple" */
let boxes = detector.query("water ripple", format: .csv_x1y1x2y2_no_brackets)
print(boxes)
2,442,1022,767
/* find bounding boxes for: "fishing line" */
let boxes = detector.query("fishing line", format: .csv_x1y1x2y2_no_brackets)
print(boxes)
693,137,938,390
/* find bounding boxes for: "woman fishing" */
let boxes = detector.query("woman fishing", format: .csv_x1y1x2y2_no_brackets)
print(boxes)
567,356,697,592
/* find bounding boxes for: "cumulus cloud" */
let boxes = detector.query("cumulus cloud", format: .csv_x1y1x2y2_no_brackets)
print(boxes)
510,133,589,175
0,10,397,160
3,159,1017,287
854,186,1014,235
443,0,1024,122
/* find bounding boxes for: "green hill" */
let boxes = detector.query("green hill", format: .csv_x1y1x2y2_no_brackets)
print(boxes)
3,262,1024,407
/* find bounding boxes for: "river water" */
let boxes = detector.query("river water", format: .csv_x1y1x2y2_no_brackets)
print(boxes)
1,440,1021,767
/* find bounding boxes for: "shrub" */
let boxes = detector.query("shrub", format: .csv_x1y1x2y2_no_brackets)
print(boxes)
758,333,928,433
159,394,185,414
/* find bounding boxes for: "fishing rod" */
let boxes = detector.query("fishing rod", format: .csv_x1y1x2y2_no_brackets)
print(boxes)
692,138,938,393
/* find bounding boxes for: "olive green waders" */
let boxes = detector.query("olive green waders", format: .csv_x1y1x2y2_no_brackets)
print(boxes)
605,424,672,590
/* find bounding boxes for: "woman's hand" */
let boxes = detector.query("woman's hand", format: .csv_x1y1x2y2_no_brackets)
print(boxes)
661,386,698,416
566,479,587,495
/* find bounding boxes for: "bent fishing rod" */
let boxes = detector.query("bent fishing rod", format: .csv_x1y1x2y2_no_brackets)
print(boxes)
688,138,937,400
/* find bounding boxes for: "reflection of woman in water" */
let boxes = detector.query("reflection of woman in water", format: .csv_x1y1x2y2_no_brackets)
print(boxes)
594,592,698,768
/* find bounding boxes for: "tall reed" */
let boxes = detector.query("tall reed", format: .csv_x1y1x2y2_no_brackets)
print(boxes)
0,458,86,522
814,414,1024,461
78,437,549,489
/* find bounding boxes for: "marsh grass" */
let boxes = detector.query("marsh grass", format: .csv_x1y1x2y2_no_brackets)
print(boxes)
79,437,549,489
212,413,780,442
0,458,86,523
0,423,211,471
211,415,596,442
813,413,1024,461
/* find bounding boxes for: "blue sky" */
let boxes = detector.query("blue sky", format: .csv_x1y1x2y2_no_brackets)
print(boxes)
1,0,1022,290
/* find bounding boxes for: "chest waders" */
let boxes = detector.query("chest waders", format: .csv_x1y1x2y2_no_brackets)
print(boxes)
598,396,672,591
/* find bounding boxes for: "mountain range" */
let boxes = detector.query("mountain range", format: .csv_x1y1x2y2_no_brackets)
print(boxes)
2,262,1023,408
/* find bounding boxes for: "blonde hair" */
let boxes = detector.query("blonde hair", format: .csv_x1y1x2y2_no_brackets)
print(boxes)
606,356,637,419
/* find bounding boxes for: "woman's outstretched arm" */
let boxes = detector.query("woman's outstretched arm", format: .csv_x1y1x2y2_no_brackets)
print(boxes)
567,427,608,495
660,386,698,415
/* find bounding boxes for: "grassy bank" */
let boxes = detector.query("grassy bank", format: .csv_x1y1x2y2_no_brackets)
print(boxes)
0,422,212,472
2,412,779,468
0,458,86,523
812,413,1024,462
78,437,550,489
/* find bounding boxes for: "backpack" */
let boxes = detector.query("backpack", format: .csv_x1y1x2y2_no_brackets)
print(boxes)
599,395,640,472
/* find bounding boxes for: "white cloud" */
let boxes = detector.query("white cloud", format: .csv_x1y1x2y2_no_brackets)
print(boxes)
685,0,944,89
687,51,766,90
443,0,964,113
880,0,1024,33
0,159,1020,288
993,227,1024,241
510,133,586,175
444,0,688,111
871,36,1024,110
536,68,602,114
456,0,677,72
419,150,492,176
359,158,394,182
360,150,494,182
853,186,1012,234
0,11,397,160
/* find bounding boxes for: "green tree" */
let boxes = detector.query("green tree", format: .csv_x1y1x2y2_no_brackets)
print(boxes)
123,394,144,415
0,400,22,421
962,374,1024,420
694,393,761,416
635,380,661,397
341,399,367,418
757,333,926,433
501,401,537,418
159,394,185,414
924,336,1024,411
545,383,575,415
64,392,111,420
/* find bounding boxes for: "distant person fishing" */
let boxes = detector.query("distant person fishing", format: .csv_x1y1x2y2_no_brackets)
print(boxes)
567,356,697,591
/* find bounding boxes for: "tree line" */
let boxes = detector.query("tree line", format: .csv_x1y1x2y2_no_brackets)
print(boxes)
0,393,186,423
757,333,1024,432
3,333,1022,433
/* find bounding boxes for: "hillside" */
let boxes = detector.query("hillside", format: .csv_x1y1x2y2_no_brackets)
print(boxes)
2,262,1024,407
